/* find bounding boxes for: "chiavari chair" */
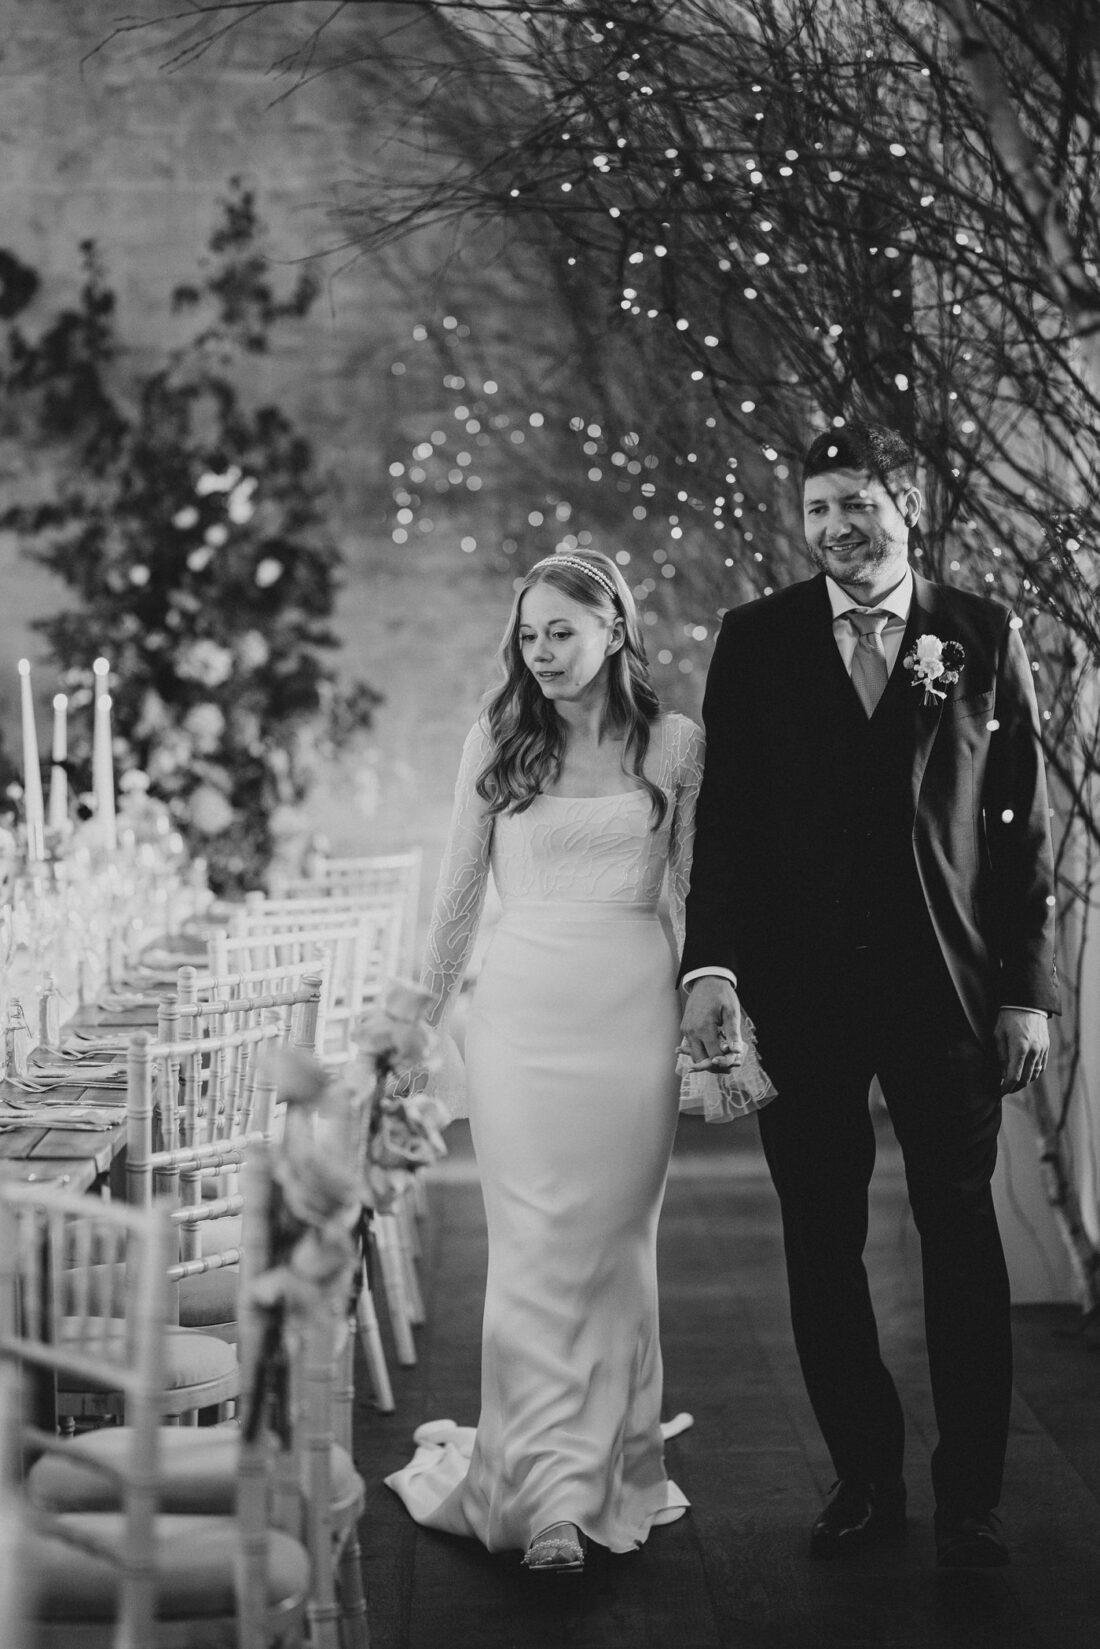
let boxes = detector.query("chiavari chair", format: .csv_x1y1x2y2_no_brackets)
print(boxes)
272,846,422,971
208,918,372,1071
29,1143,368,1649
124,1017,296,1349
238,889,404,1006
163,961,326,1140
229,898,430,1374
56,1016,293,1430
180,943,403,1408
1,1178,310,1647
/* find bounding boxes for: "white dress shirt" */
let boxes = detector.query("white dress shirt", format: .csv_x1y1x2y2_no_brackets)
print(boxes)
826,566,912,675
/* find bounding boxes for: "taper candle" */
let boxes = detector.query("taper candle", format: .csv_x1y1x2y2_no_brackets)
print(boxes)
17,659,46,862
92,658,117,853
48,692,68,832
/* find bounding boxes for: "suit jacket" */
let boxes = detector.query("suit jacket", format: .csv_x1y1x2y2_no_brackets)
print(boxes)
680,570,1060,1043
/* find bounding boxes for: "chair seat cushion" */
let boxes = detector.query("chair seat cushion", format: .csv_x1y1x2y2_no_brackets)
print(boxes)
201,1212,243,1249
178,1263,239,1328
64,1236,243,1330
57,1322,238,1400
29,1513,309,1621
30,1426,363,1521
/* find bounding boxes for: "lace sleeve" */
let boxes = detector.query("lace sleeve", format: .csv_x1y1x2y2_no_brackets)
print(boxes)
419,720,495,1028
665,717,706,959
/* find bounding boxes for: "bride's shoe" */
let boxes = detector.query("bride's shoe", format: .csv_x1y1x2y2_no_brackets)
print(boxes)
521,1521,587,1574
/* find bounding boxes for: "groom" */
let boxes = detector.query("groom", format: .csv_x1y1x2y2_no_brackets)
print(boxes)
680,421,1058,1569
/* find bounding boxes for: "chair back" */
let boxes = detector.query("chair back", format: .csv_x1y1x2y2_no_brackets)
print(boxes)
0,1183,172,1648
160,963,324,1142
272,846,422,968
238,893,403,1014
126,1020,287,1323
209,919,373,1067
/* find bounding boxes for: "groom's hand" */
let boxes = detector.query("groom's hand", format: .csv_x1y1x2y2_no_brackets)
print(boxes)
681,976,745,1071
994,1007,1050,1093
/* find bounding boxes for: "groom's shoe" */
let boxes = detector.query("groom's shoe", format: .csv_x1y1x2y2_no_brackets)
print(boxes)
934,1507,1010,1568
810,1477,907,1558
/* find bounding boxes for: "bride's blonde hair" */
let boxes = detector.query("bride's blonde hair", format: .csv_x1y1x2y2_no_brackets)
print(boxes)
476,550,667,826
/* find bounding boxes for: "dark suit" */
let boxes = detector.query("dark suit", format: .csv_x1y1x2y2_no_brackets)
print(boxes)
681,570,1058,1513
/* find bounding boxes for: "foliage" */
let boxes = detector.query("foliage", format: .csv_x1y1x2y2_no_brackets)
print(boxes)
0,184,382,893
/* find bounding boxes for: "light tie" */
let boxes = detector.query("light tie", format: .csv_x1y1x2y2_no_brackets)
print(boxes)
844,609,892,717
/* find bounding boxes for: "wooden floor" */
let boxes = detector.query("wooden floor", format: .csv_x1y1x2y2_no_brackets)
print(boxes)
352,1117,1100,1649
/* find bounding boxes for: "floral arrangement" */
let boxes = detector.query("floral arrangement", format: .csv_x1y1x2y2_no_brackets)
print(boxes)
242,977,449,1440
0,185,382,893
903,634,965,707
242,1051,362,1444
351,978,450,1212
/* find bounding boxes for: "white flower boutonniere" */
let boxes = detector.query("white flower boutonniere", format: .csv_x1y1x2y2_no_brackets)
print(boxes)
903,634,965,707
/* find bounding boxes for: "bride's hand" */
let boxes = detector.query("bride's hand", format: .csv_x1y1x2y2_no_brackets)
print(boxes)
680,976,745,1070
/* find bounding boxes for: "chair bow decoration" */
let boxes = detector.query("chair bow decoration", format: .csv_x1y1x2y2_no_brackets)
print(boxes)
243,977,448,1442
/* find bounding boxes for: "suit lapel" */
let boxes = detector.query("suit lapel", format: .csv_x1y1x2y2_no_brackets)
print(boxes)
907,573,950,805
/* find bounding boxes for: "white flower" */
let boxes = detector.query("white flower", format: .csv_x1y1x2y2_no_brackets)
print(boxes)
183,702,226,753
129,564,151,587
177,638,234,688
172,506,200,530
903,635,965,707
188,784,235,835
237,630,270,671
255,558,284,588
228,478,258,524
204,523,229,548
195,466,242,497
187,547,213,573
913,634,944,663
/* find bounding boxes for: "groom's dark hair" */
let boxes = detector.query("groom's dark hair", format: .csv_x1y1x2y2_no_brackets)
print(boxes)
801,420,918,494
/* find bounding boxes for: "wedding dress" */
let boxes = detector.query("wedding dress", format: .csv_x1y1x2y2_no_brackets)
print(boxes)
384,712,704,1554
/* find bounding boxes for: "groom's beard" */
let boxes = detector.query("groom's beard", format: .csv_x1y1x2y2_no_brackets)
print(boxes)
807,525,900,588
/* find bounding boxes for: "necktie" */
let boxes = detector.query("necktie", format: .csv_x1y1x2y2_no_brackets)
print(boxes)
844,609,891,717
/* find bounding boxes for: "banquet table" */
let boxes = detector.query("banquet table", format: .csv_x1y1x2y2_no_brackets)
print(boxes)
0,1082,127,1193
0,999,161,1194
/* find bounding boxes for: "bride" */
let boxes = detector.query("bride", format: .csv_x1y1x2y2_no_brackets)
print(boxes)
386,548,762,1572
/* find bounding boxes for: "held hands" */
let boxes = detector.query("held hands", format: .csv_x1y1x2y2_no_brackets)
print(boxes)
994,1007,1050,1093
680,976,746,1073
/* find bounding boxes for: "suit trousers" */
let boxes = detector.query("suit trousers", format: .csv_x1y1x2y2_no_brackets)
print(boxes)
754,943,1011,1514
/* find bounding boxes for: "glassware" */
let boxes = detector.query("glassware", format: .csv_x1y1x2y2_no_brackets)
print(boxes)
4,997,34,1080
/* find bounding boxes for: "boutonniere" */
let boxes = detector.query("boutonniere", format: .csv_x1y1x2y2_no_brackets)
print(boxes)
903,634,965,706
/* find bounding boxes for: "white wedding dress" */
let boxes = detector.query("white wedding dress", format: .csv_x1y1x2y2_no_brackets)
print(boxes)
385,712,704,1554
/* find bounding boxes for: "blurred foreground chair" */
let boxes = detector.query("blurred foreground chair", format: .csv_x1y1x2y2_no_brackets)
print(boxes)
30,1143,368,1649
1,1180,310,1647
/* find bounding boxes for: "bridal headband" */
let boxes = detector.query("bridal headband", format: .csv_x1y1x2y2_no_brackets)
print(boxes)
530,555,618,604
